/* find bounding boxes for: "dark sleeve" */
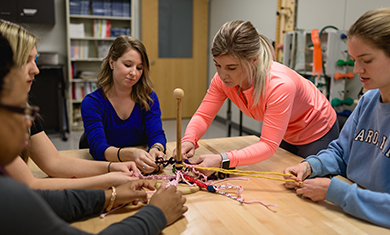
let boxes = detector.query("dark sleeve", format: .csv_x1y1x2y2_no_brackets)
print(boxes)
31,117,44,136
2,177,167,235
99,205,167,235
1,177,91,235
35,188,106,222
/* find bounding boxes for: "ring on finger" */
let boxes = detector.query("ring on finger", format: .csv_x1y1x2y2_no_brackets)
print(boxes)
301,193,305,199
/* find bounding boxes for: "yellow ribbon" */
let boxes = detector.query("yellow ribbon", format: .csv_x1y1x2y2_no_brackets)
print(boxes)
176,164,301,183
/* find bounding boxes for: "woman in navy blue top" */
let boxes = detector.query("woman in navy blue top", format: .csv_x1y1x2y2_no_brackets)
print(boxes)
82,36,166,174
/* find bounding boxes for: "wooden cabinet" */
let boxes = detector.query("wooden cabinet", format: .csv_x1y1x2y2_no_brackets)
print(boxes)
65,0,139,130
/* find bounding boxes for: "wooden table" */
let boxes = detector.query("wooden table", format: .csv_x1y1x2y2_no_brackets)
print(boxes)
31,136,389,234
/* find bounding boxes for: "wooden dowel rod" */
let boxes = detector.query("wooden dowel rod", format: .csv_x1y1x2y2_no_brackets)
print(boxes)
173,88,184,162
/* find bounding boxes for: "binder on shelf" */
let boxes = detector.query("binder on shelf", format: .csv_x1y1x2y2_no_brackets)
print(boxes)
93,19,111,38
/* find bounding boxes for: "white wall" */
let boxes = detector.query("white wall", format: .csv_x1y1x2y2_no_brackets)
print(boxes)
21,0,68,63
209,0,390,134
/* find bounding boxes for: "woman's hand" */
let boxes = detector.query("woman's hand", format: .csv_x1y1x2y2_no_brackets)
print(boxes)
103,172,139,188
121,148,158,174
189,154,222,176
149,185,188,225
110,161,140,174
108,180,156,209
283,161,312,189
172,141,195,160
149,148,166,161
296,178,331,201
149,148,166,173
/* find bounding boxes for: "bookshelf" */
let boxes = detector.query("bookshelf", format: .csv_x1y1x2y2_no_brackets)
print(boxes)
65,0,140,130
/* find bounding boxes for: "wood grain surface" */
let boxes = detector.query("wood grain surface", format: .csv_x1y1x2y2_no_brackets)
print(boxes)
29,136,390,234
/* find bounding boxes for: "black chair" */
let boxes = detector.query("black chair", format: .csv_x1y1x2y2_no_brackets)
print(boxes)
79,132,89,149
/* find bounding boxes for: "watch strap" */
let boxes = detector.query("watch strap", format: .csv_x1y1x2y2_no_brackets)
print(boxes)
220,152,230,169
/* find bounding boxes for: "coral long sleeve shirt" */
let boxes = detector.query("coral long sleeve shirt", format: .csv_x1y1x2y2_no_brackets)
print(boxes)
182,62,336,167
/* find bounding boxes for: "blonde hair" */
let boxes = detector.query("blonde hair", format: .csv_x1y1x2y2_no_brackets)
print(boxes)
211,20,275,105
97,36,154,110
0,20,37,162
0,20,37,68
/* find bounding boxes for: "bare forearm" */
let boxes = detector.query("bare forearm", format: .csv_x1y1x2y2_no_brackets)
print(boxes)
104,146,142,162
28,175,115,190
44,155,110,178
29,132,110,178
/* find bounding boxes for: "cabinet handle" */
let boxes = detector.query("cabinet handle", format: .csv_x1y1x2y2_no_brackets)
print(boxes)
21,9,38,17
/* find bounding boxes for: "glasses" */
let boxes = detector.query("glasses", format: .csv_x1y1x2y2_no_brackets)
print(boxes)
0,103,39,121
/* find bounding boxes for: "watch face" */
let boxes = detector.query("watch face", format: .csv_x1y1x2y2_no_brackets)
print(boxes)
222,160,230,169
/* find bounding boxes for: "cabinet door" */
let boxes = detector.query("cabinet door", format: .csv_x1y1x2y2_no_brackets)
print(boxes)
0,1,18,23
142,0,208,119
17,0,55,25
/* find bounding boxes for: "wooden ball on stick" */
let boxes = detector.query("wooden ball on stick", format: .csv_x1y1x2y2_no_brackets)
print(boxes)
173,88,185,99
173,88,184,163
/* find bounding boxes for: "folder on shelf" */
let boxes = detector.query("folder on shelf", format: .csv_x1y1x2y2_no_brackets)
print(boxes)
69,23,85,38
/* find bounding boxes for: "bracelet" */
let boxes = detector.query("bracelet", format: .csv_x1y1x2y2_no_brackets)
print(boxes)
106,186,117,212
117,147,123,162
107,162,112,173
150,143,164,152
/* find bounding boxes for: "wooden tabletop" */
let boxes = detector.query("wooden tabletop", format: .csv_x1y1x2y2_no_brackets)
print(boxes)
32,136,389,234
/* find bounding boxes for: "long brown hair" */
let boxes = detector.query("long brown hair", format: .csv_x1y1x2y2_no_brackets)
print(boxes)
97,36,154,110
347,8,390,57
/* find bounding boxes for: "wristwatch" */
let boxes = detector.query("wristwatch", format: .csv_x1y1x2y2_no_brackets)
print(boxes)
220,152,230,169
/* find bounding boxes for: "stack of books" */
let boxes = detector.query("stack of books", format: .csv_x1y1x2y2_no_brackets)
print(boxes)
112,0,131,17
69,0,131,17
69,0,90,15
92,0,112,16
111,27,131,37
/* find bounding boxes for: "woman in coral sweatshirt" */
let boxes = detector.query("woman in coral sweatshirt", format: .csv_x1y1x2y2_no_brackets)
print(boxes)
174,20,338,175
